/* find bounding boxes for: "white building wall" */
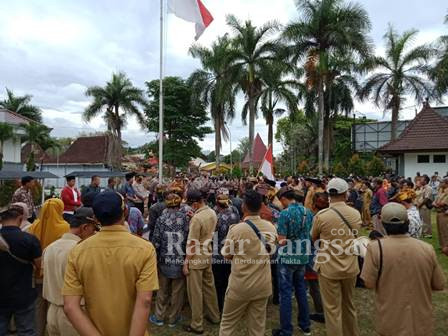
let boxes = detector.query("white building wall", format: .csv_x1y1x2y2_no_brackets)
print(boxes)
41,164,109,188
3,138,22,163
404,152,448,179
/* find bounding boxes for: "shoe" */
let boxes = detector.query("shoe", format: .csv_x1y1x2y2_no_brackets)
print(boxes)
271,329,284,336
300,327,311,336
183,325,204,334
168,316,182,328
149,314,164,326
309,313,325,324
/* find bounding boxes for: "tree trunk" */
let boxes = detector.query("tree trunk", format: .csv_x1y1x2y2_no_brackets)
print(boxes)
391,102,399,140
0,142,3,171
317,77,325,176
267,92,273,148
115,106,123,164
248,91,256,175
215,118,221,169
323,111,330,172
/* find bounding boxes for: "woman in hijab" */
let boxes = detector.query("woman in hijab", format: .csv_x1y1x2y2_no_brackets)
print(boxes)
28,198,70,335
28,198,69,250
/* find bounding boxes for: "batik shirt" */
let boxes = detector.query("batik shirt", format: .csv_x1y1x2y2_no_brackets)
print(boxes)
151,207,190,278
213,207,240,263
407,206,423,238
11,187,34,217
277,202,313,265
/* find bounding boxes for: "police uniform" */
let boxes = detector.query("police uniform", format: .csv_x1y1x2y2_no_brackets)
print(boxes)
186,206,220,332
417,184,433,236
361,203,445,336
435,186,448,248
219,216,277,336
311,192,362,336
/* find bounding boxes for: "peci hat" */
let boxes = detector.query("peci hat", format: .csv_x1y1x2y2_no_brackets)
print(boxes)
71,207,98,229
327,178,349,195
381,203,408,225
305,177,322,185
276,186,293,199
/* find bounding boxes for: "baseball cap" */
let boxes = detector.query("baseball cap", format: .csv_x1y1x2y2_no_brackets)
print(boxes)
92,192,124,225
71,207,98,229
327,178,349,195
381,203,408,225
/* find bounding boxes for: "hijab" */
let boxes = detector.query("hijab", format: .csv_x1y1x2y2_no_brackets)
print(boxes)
28,198,69,249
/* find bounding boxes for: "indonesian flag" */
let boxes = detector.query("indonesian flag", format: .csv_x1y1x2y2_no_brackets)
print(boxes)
259,145,275,181
167,0,214,40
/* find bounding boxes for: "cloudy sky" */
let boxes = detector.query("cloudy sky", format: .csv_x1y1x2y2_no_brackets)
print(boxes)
0,0,446,155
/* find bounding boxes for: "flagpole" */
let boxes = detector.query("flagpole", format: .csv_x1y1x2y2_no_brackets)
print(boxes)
158,0,164,182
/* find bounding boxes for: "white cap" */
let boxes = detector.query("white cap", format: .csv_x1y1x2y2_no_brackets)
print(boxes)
327,178,349,195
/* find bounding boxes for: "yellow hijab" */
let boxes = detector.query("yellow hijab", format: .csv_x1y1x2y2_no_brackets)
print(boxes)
29,198,70,249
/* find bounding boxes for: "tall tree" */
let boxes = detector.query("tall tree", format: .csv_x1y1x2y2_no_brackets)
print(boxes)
359,26,436,140
188,34,236,168
83,72,147,153
0,122,14,170
146,77,212,172
20,122,52,171
245,61,302,148
283,0,372,174
226,15,278,172
0,88,42,122
432,13,448,95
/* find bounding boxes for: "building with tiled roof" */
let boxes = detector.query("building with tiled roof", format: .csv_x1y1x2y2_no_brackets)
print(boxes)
378,103,448,178
242,133,267,170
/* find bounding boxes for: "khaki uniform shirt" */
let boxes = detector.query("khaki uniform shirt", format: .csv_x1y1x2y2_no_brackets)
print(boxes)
222,215,277,301
417,185,433,207
435,188,448,211
43,233,81,306
311,201,362,279
361,235,445,336
62,225,159,336
187,206,217,269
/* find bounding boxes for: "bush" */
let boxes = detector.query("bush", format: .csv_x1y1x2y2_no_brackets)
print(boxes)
297,160,310,175
333,162,347,177
347,154,365,176
0,180,19,208
365,155,385,177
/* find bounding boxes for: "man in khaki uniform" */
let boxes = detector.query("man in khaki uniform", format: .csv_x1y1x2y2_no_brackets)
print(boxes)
417,174,433,237
361,203,445,336
434,178,448,249
311,178,361,336
219,190,277,336
183,189,220,334
43,207,98,336
304,178,324,211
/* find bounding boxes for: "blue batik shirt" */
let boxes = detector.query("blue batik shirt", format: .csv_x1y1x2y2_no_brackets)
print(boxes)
277,202,313,265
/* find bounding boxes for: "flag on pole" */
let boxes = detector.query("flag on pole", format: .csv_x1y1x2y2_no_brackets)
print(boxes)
167,0,214,40
259,145,275,181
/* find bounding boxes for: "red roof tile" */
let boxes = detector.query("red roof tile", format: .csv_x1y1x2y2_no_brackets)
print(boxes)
21,143,52,164
379,104,448,153
46,135,109,164
242,133,267,168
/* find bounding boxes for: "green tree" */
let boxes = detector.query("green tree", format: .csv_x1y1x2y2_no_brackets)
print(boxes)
20,122,52,171
83,72,147,154
189,35,236,168
145,77,212,171
226,15,278,172
332,162,347,177
359,26,436,140
0,122,14,170
365,155,386,176
236,137,251,159
0,88,42,122
432,13,448,94
283,0,372,174
347,154,365,176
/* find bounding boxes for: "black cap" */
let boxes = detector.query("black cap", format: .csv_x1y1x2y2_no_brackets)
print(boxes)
70,207,96,228
92,192,124,225
186,189,203,204
21,176,34,185
81,191,100,207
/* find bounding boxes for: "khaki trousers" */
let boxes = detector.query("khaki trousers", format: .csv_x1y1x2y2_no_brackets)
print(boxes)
35,283,48,336
154,273,185,324
219,296,269,336
419,207,432,235
187,266,220,331
437,212,448,248
46,304,78,336
319,275,359,336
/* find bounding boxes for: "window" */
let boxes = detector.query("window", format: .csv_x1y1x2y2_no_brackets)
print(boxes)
417,155,430,163
434,155,446,163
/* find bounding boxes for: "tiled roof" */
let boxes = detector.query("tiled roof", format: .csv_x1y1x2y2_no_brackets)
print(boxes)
21,143,52,163
379,104,448,153
46,135,109,164
242,133,267,168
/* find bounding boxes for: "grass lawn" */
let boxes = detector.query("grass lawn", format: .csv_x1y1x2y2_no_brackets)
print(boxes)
149,214,448,335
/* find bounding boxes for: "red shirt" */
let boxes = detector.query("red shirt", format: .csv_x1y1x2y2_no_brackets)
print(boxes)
60,186,81,212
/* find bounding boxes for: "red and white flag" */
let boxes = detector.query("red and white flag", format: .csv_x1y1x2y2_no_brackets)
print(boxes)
259,145,275,181
167,0,214,40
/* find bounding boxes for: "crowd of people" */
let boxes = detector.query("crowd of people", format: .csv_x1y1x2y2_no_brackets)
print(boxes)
1,170,447,336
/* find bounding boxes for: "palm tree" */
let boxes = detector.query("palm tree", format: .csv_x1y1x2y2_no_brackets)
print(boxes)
245,61,302,148
283,0,372,174
84,72,147,146
188,35,236,168
0,122,14,170
226,15,278,172
433,13,448,95
20,122,52,171
0,88,42,122
359,26,436,140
